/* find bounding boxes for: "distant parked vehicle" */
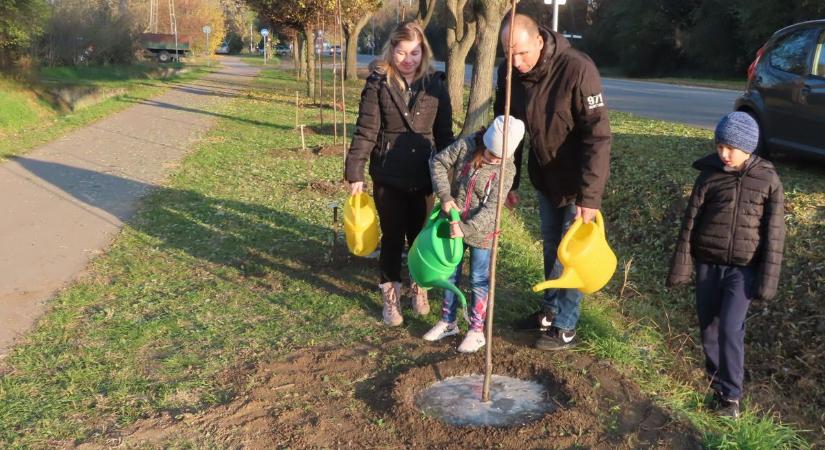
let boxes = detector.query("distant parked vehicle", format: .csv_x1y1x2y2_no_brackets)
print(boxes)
327,45,342,56
735,19,825,158
275,44,291,56
215,43,230,54
139,33,191,63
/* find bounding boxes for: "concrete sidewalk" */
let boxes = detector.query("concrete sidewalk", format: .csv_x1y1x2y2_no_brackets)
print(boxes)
0,56,261,356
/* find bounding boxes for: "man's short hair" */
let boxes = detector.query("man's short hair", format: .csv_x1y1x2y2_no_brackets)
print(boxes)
501,13,540,38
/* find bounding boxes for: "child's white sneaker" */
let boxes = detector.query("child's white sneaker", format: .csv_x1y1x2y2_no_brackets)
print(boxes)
458,330,486,353
423,321,459,341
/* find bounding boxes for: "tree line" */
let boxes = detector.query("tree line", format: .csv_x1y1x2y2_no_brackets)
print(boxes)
0,0,255,70
580,0,825,77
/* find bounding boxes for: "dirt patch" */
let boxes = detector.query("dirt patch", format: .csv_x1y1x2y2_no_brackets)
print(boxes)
313,144,346,156
307,180,346,196
88,335,700,449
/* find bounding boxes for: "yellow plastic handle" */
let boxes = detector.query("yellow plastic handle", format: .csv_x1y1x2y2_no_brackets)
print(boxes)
558,217,582,263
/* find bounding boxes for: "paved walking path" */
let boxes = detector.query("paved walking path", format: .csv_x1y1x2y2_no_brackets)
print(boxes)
0,56,261,355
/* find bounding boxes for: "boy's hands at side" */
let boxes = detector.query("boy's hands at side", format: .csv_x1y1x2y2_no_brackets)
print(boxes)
349,181,364,196
505,191,520,209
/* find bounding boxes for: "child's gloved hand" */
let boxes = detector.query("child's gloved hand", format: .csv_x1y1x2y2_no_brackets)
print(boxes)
449,221,464,239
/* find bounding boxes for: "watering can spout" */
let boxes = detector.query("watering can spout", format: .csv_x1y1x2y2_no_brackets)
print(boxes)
531,269,584,293
433,279,467,310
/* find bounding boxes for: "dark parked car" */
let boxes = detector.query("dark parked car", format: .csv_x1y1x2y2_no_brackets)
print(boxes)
275,44,291,56
735,19,825,158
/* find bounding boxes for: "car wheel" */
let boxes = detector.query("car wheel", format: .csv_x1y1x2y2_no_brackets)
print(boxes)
157,51,171,63
744,111,770,158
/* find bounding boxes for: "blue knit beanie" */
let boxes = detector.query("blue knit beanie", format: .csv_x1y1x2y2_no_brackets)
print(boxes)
715,112,759,154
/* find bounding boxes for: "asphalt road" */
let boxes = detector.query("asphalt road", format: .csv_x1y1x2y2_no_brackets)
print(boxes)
356,54,740,130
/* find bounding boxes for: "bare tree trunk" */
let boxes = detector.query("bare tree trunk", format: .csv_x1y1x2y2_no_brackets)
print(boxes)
296,34,308,80
291,34,302,79
461,0,508,136
343,14,371,80
416,0,438,29
445,0,476,123
303,25,316,99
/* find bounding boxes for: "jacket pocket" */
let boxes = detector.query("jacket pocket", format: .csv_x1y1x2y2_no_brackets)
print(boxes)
533,111,574,165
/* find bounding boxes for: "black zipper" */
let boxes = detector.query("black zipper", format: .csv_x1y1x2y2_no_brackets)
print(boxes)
727,175,744,263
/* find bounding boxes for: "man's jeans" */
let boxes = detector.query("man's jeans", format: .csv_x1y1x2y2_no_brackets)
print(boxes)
537,191,583,331
441,245,491,331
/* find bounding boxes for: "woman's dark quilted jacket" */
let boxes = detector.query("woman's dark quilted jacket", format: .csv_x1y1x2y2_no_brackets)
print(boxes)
667,154,786,300
345,70,454,191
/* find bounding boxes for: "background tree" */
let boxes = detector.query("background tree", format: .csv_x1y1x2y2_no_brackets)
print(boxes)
444,0,476,117
340,0,381,80
0,0,49,69
176,0,227,54
461,0,508,136
248,0,332,97
37,0,136,66
415,0,437,29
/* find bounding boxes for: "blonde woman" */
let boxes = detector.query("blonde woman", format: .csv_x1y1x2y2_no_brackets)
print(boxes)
345,21,454,326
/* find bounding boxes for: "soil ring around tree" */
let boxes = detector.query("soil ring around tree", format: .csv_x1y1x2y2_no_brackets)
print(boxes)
84,335,701,449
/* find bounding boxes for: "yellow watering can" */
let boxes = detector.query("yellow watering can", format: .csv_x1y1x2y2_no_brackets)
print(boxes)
532,211,617,295
343,193,380,257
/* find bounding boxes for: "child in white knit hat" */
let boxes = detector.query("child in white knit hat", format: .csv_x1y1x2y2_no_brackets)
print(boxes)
423,115,525,352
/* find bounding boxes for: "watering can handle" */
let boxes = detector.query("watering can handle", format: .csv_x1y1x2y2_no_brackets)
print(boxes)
594,210,606,239
558,217,581,263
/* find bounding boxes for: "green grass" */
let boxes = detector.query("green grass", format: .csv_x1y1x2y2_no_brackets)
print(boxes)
599,67,747,91
0,61,215,160
0,79,43,132
0,65,820,448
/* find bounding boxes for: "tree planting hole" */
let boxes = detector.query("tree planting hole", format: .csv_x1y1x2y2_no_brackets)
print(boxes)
415,374,556,427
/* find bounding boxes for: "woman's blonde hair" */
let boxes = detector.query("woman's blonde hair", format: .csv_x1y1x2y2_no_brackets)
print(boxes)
375,21,433,88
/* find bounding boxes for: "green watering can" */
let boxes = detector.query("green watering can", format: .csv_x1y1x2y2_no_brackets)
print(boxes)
408,206,469,321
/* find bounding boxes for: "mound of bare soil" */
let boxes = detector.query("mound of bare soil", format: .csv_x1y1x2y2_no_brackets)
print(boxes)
84,335,700,449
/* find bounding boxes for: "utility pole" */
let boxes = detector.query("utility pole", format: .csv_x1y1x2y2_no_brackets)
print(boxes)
544,0,567,32
169,0,178,61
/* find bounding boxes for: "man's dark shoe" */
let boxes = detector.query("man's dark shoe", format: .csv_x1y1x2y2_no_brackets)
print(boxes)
512,308,554,331
716,398,740,419
535,327,576,351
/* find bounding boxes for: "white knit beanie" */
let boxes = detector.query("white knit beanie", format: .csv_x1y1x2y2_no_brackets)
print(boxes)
483,115,525,159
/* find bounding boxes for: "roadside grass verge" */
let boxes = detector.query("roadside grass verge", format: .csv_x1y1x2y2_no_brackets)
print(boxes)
0,64,820,448
599,67,746,91
0,61,215,160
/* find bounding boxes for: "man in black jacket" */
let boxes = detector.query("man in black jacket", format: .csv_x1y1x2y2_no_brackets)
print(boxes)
495,14,612,351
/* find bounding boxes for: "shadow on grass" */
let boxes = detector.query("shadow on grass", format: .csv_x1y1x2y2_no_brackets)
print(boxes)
13,157,384,321
119,96,295,131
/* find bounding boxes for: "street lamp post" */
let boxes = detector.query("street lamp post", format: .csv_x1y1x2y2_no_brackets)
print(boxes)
544,0,566,32
202,25,211,64
261,28,270,64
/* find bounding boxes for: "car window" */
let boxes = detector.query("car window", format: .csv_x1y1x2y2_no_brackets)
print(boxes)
769,29,815,75
812,30,825,77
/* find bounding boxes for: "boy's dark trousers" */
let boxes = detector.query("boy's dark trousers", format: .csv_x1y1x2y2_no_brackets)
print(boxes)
695,262,755,401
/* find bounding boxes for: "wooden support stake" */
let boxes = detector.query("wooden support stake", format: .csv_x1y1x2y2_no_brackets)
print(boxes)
482,0,518,404
332,57,338,144
299,124,306,151
336,0,348,178
295,91,300,129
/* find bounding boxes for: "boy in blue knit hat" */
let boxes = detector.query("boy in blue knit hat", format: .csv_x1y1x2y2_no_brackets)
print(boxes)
667,112,786,418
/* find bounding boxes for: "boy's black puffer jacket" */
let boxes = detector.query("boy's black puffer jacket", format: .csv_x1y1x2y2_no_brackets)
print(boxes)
345,70,454,191
667,154,785,300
